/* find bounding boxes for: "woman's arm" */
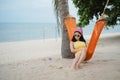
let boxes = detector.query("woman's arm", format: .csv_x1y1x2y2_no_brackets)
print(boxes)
70,41,77,53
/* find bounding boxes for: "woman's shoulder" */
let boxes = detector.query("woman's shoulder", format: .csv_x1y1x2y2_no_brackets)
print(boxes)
70,41,84,43
70,41,74,45
70,41,74,44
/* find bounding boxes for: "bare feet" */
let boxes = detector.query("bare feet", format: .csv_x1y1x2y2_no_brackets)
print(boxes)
75,64,80,69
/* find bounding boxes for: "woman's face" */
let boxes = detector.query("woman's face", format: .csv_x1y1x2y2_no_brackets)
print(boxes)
74,32,81,41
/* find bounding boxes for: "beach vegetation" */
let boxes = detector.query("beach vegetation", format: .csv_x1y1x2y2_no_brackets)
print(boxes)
72,0,120,27
53,0,75,58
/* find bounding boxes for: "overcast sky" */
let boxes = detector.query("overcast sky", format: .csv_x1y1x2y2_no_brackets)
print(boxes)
0,0,78,23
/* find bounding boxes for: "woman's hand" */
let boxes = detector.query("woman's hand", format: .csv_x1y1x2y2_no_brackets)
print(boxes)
71,48,77,53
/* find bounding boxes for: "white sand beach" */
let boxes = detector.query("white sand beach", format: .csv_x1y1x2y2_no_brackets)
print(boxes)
0,33,120,80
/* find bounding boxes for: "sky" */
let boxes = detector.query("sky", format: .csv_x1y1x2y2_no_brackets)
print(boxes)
0,0,78,23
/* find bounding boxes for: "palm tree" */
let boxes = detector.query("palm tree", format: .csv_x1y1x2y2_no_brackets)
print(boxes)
53,0,74,58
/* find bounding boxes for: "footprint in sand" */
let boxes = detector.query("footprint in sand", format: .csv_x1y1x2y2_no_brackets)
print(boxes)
49,65,63,69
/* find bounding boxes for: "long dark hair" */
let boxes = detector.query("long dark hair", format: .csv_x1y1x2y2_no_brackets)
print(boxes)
72,31,86,43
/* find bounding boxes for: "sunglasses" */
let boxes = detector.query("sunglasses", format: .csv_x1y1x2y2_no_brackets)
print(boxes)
74,34,80,37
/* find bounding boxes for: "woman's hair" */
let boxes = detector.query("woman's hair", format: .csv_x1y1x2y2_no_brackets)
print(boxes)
72,31,86,43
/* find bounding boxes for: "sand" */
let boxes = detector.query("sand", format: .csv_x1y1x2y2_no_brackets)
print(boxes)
0,33,120,80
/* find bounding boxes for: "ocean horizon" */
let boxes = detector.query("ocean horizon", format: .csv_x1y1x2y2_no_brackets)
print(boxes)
0,23,120,42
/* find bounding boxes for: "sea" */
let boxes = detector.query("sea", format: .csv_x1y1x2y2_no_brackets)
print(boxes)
0,23,120,42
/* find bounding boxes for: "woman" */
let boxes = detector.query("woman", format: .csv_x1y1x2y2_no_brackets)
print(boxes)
70,27,87,69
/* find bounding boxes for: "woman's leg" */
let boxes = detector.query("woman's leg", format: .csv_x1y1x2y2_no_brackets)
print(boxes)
76,48,86,68
71,52,81,69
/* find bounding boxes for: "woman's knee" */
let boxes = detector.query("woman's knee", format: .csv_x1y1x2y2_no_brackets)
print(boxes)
81,48,86,53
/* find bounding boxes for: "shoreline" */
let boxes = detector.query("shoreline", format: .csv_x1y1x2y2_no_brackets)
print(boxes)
84,32,120,40
0,32,120,43
0,32,120,64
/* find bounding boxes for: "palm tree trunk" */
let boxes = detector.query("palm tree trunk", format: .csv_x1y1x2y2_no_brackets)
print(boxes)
57,0,74,58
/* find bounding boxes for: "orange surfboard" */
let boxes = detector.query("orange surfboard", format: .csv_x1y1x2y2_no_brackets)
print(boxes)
85,19,107,61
